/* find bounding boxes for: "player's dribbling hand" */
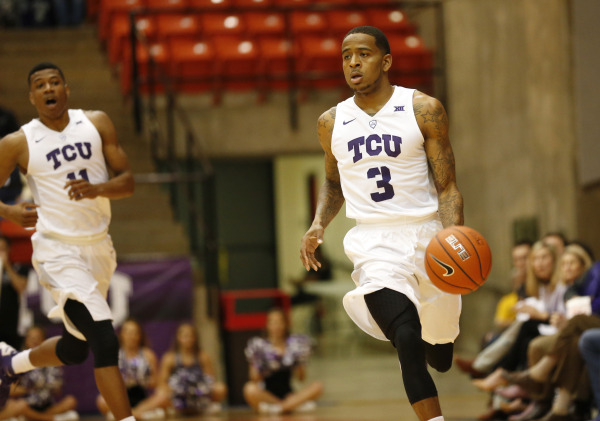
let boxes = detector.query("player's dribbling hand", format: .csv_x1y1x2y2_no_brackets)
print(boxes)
300,225,324,271
65,179,99,200
5,202,39,228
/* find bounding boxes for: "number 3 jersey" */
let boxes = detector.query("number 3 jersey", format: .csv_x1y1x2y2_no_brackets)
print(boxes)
331,86,438,223
22,109,111,240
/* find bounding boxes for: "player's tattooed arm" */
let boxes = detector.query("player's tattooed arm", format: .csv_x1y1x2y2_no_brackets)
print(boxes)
301,107,344,271
415,92,464,227
314,106,344,230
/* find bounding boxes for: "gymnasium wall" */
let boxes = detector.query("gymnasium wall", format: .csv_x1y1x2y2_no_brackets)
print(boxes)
443,0,579,351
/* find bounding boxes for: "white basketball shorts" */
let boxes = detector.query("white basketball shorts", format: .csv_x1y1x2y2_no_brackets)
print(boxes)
342,215,461,345
31,232,117,341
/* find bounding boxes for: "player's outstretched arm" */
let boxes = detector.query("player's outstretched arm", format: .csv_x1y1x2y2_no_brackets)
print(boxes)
0,131,39,227
414,92,464,228
64,110,135,201
300,107,345,271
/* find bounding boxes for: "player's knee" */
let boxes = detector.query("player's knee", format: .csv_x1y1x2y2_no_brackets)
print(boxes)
89,320,119,368
425,342,454,373
391,320,421,350
56,333,89,365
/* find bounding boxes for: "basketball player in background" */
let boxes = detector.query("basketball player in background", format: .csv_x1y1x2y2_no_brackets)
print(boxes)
0,62,135,421
300,27,463,421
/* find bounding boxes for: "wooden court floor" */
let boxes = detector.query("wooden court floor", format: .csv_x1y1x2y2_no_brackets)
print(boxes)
84,352,489,421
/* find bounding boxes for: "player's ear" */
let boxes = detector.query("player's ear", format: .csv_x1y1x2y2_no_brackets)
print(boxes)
382,53,392,72
29,90,35,106
65,84,70,98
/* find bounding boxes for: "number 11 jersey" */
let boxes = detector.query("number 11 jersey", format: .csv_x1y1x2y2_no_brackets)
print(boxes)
331,86,438,223
23,109,111,240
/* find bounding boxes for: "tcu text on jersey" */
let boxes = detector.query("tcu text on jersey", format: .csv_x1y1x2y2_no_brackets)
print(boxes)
348,134,402,163
46,142,92,169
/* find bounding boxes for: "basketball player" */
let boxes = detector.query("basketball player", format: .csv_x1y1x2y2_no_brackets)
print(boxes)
0,62,135,421
300,27,463,421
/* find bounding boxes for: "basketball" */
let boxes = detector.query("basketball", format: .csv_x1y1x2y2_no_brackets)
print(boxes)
425,225,492,295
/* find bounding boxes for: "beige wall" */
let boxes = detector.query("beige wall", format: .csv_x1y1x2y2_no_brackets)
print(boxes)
444,0,578,351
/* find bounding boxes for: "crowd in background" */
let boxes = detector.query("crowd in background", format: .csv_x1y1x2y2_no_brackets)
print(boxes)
0,0,85,28
455,233,600,421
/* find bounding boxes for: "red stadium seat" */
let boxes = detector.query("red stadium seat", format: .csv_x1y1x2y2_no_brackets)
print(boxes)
121,42,169,95
98,0,145,42
326,10,368,38
272,0,312,6
168,38,216,93
257,37,296,90
297,35,342,88
366,8,415,35
156,14,199,42
232,0,273,8
213,36,260,91
146,0,189,8
245,12,285,37
107,15,156,66
200,13,246,35
290,11,328,35
188,0,233,8
387,34,434,91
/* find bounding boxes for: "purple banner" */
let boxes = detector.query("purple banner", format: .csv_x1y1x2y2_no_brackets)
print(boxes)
23,257,195,413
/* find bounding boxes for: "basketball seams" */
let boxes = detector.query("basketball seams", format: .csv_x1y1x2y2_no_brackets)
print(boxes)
425,254,472,293
453,228,487,283
436,230,480,288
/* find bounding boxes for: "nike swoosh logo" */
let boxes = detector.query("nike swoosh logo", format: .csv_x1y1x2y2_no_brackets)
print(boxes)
430,254,454,277
34,136,46,143
343,118,356,125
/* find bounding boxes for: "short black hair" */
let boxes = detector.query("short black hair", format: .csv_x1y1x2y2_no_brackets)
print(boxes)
345,26,391,55
28,62,65,86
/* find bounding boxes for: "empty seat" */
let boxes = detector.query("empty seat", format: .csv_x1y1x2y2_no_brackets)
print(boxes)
146,0,189,8
98,0,145,42
213,36,260,91
156,14,199,41
168,38,216,92
200,13,246,35
257,36,296,89
245,12,285,37
232,0,273,7
108,15,156,66
388,34,433,71
188,0,233,8
366,8,415,35
272,0,312,6
326,10,367,37
290,11,328,35
121,42,169,95
297,35,342,88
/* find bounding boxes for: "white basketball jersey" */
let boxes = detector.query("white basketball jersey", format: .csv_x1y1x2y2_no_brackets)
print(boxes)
23,109,111,240
331,86,438,222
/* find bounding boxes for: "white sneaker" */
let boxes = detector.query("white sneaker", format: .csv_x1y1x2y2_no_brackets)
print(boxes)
295,400,317,413
53,410,79,421
205,402,222,415
140,408,166,420
258,402,283,415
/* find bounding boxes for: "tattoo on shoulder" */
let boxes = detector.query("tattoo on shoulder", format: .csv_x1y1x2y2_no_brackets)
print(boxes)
318,106,336,136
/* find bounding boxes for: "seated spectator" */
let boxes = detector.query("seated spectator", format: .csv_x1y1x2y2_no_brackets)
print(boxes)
579,328,600,421
243,307,323,415
0,326,78,421
457,241,562,380
154,323,227,416
0,235,30,350
96,319,162,420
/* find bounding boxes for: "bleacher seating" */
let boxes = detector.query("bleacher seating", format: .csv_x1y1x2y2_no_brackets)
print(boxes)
97,0,435,98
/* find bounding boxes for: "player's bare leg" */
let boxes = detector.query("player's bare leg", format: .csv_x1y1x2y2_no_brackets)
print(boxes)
413,396,443,421
95,366,132,420
28,337,66,367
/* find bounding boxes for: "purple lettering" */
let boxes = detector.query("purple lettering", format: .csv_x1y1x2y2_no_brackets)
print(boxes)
383,135,402,157
366,134,382,156
348,137,365,163
46,149,62,169
62,144,77,161
75,142,92,159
